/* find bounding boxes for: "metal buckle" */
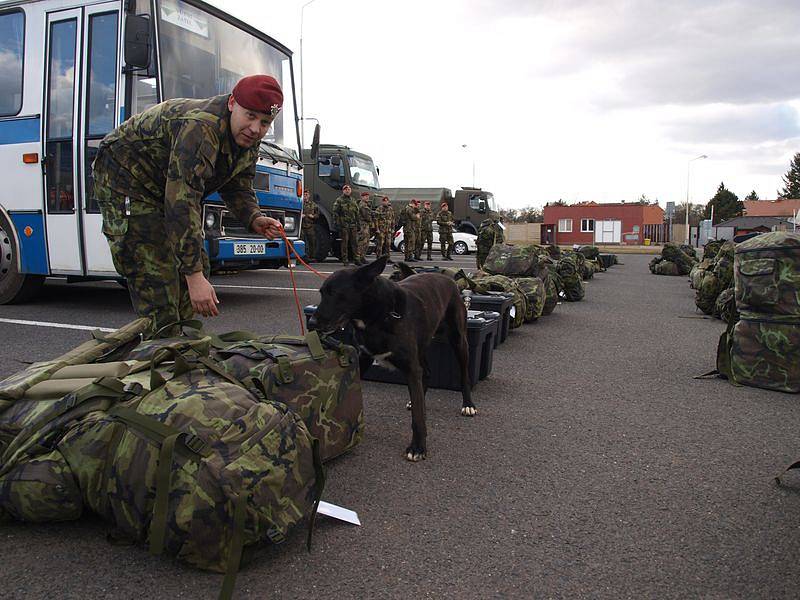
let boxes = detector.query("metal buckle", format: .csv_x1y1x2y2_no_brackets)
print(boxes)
183,434,208,455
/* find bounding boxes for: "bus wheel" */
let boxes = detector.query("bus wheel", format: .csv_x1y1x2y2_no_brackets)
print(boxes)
0,214,44,304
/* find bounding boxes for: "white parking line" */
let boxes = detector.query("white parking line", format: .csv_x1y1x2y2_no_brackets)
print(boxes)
0,317,114,332
215,284,319,292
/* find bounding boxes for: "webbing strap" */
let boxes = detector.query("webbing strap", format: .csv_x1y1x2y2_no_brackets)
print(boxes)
304,331,326,361
218,494,248,600
276,356,293,384
149,346,194,390
195,356,249,390
149,432,180,556
306,438,326,552
107,406,212,459
151,319,205,339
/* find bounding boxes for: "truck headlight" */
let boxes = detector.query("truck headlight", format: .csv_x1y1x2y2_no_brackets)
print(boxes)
205,212,217,229
284,216,296,230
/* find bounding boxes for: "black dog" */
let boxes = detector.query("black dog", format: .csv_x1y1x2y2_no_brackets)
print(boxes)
309,255,476,461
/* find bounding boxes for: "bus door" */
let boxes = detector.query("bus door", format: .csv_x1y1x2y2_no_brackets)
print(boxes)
43,3,119,276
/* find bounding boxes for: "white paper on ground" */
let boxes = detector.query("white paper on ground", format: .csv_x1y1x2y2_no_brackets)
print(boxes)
317,501,361,526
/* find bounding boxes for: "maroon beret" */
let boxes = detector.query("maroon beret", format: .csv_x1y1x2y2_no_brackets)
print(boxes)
232,75,283,116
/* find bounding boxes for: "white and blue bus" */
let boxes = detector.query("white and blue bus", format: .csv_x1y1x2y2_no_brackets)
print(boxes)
0,0,304,304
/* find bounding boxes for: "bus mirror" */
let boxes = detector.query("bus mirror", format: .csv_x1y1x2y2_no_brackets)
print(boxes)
124,15,151,69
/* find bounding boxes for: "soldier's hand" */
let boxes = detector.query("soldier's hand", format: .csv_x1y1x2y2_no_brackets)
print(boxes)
252,215,283,239
185,272,220,317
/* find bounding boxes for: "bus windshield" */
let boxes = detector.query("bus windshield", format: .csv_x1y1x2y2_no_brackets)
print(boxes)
157,0,299,156
348,154,380,189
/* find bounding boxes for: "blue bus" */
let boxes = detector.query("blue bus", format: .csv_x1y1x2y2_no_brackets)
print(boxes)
0,0,304,304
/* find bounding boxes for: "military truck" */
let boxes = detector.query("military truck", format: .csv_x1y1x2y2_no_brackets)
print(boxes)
301,127,383,259
379,187,500,235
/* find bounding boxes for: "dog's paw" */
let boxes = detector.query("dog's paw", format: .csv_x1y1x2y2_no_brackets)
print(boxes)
406,400,412,410
461,405,478,417
405,444,426,462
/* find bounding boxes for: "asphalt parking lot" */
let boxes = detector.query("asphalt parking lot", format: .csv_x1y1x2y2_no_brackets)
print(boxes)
3,252,800,599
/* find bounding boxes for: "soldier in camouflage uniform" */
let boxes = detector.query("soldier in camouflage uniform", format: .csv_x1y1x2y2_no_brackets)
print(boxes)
399,198,421,262
374,196,396,262
357,192,373,262
436,201,455,260
476,218,504,269
333,184,362,265
92,75,284,335
418,200,435,260
300,190,319,262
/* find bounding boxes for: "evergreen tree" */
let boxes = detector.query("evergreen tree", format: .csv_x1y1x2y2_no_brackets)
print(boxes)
779,153,800,199
704,182,743,224
745,190,759,201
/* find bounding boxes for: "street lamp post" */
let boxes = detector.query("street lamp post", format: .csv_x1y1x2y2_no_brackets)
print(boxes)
461,144,475,187
299,0,320,146
684,154,708,245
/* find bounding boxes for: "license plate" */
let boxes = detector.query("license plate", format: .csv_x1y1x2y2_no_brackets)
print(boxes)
233,242,266,255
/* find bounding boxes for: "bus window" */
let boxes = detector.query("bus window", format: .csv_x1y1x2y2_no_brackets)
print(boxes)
0,10,24,116
46,19,77,214
85,11,118,212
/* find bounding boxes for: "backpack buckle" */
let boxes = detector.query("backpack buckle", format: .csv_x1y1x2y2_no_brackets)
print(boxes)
183,434,208,456
266,526,285,544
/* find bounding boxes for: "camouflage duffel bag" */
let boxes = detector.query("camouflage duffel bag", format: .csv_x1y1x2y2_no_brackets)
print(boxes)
482,243,543,277
577,245,600,260
471,274,528,329
515,277,546,322
653,260,679,276
714,285,736,323
715,232,800,392
0,324,326,600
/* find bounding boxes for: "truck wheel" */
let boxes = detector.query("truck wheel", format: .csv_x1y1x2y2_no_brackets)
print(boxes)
453,241,469,255
0,214,44,304
314,221,332,260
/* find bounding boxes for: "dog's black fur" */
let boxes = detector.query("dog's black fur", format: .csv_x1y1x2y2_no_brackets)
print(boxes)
309,255,476,461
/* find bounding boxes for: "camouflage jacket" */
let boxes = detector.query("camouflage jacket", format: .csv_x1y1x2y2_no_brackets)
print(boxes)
359,204,374,230
399,203,420,228
436,209,454,232
93,94,261,274
333,194,360,228
301,200,318,229
374,204,396,231
420,207,434,232
478,221,504,248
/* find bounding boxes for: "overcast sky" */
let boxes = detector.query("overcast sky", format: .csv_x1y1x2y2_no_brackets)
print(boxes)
215,0,800,210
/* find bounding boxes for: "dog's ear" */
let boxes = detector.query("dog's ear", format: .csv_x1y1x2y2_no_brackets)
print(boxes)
397,262,416,280
355,255,388,285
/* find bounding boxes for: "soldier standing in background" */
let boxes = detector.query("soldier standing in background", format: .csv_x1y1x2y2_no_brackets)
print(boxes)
400,198,421,262
374,195,395,262
300,189,318,262
476,217,504,269
419,200,435,260
92,75,283,334
436,201,455,261
333,184,362,265
357,192,373,263
413,200,425,260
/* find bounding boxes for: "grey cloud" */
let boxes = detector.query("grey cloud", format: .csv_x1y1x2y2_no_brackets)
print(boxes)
480,0,800,107
663,104,800,144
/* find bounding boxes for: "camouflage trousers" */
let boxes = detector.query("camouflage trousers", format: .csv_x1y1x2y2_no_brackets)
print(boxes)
357,225,370,260
404,227,417,261
339,225,359,264
440,229,453,258
417,229,434,259
301,225,317,261
375,229,393,257
95,183,208,336
477,247,491,269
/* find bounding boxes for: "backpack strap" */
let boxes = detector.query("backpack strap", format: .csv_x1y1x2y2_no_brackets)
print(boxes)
218,493,248,600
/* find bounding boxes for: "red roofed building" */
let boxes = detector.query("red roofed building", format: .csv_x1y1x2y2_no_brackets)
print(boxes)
542,202,666,245
743,198,800,219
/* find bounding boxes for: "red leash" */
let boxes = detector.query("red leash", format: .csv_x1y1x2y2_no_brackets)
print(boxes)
278,227,328,335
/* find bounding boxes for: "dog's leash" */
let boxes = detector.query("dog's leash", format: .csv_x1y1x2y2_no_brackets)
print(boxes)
277,226,328,336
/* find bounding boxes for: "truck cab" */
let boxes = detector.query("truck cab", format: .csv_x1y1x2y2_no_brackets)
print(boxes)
302,142,381,259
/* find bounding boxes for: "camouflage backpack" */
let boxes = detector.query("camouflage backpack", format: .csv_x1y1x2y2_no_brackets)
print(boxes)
662,243,697,275
482,243,543,277
694,241,735,315
714,285,736,323
471,274,528,329
555,255,585,301
713,232,800,392
577,245,600,261
0,321,329,599
515,277,546,322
